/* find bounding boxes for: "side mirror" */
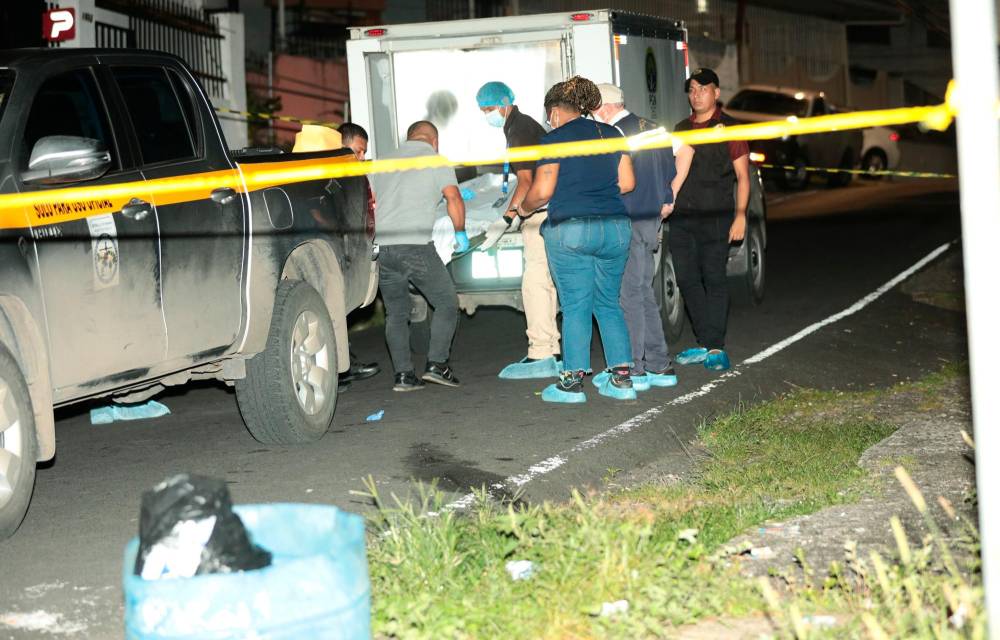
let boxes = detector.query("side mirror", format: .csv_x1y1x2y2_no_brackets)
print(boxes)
21,135,112,185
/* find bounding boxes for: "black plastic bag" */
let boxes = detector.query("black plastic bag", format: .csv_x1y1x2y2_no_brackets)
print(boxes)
134,473,272,579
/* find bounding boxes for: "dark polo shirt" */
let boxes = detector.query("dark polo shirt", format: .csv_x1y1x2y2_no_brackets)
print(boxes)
502,106,546,173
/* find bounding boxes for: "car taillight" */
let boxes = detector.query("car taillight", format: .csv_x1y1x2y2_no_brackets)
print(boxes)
366,184,376,241
570,12,592,21
364,28,387,37
889,131,901,142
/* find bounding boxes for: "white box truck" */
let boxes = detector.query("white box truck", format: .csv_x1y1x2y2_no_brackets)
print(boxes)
346,9,766,343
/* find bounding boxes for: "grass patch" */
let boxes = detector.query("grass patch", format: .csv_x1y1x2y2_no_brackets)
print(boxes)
362,369,981,638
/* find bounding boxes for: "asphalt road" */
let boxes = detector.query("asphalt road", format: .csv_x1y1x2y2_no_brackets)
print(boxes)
0,181,969,638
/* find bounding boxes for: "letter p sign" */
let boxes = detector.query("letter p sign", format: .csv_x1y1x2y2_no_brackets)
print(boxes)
42,8,76,42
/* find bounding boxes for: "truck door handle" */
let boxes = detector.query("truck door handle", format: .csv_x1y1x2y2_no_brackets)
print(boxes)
211,187,237,205
121,198,151,221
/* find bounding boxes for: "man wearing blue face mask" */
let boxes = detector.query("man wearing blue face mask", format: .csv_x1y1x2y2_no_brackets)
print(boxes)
476,81,562,379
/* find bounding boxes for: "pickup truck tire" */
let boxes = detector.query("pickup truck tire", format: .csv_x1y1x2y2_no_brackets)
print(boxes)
236,281,338,444
656,249,686,344
0,345,37,539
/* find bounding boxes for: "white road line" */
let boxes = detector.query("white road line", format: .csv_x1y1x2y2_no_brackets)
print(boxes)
443,241,955,511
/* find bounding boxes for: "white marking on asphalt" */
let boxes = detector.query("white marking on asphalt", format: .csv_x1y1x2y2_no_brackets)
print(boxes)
443,241,954,511
744,241,952,364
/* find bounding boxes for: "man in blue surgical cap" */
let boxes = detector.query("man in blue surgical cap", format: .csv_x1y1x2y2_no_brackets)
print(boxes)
476,81,561,379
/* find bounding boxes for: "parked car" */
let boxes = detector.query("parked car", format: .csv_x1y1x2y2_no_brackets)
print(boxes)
726,85,863,189
861,126,901,178
0,49,378,538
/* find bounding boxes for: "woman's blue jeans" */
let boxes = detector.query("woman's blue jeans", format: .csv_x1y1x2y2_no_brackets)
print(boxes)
543,216,633,373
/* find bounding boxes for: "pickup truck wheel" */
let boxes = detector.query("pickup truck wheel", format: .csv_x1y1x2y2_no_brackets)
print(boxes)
0,345,36,539
656,249,685,344
236,281,337,444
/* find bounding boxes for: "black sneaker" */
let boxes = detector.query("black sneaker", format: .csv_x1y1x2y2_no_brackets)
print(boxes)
422,361,461,387
393,371,425,392
342,359,380,383
542,370,586,403
609,366,633,390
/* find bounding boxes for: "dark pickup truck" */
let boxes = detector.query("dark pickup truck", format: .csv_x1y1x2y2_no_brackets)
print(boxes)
0,49,377,538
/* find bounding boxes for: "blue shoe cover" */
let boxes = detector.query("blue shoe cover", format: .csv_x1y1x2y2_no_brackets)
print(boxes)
704,350,731,371
630,374,651,392
592,372,638,400
541,383,586,403
675,347,709,365
645,372,678,387
90,400,171,425
499,356,561,379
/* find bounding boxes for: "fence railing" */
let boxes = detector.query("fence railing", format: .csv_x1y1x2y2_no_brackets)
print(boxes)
94,0,228,99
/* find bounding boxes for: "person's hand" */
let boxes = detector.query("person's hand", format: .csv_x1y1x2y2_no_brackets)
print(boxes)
660,203,674,219
729,214,747,242
454,230,470,253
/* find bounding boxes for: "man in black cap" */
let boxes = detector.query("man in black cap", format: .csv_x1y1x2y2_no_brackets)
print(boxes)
668,68,750,372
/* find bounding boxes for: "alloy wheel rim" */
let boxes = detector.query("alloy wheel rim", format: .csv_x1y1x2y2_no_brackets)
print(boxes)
288,310,332,416
0,377,24,511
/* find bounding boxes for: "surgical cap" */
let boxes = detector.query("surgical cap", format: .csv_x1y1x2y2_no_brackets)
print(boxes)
476,81,515,108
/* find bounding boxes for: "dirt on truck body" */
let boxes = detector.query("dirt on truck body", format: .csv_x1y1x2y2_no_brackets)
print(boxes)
0,49,377,538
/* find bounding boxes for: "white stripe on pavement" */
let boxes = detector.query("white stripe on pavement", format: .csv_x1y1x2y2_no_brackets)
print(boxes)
443,240,955,511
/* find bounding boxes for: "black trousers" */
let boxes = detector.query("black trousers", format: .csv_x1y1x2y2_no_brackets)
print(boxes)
378,244,459,374
667,214,730,350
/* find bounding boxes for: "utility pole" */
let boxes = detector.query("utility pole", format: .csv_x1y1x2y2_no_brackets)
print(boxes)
949,0,1000,637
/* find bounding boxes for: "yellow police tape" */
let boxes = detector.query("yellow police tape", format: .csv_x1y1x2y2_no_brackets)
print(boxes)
214,106,341,129
0,83,960,223
759,163,957,180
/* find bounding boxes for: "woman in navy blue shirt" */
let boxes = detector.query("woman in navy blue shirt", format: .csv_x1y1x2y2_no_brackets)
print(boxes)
516,76,636,403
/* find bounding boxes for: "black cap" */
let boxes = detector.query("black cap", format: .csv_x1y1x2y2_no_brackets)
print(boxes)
684,68,720,92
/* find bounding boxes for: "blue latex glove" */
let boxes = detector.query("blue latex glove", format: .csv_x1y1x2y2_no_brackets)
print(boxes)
454,230,470,253
460,188,476,201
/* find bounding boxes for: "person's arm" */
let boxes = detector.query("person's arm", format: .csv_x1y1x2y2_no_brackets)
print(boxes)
663,144,694,218
511,168,534,205
730,153,750,242
520,163,557,214
618,154,635,194
442,185,466,233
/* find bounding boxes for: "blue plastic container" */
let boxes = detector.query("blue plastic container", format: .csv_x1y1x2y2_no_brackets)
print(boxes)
123,503,370,640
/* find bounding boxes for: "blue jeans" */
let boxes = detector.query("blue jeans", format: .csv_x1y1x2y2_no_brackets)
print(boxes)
543,216,633,373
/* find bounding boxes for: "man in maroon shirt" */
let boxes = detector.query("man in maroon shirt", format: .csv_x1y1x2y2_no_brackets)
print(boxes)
667,68,750,372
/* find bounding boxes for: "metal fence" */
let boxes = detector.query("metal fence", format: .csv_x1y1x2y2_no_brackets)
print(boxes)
95,22,136,48
94,0,228,99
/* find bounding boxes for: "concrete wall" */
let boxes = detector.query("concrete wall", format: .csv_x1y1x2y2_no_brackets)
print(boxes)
246,54,349,147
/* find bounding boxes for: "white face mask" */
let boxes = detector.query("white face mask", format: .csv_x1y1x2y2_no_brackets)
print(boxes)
547,111,561,129
485,109,505,128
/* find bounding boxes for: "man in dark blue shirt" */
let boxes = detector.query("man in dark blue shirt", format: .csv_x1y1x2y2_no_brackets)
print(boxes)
593,83,693,390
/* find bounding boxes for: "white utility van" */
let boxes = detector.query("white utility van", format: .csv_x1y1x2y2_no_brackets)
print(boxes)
347,9,766,343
